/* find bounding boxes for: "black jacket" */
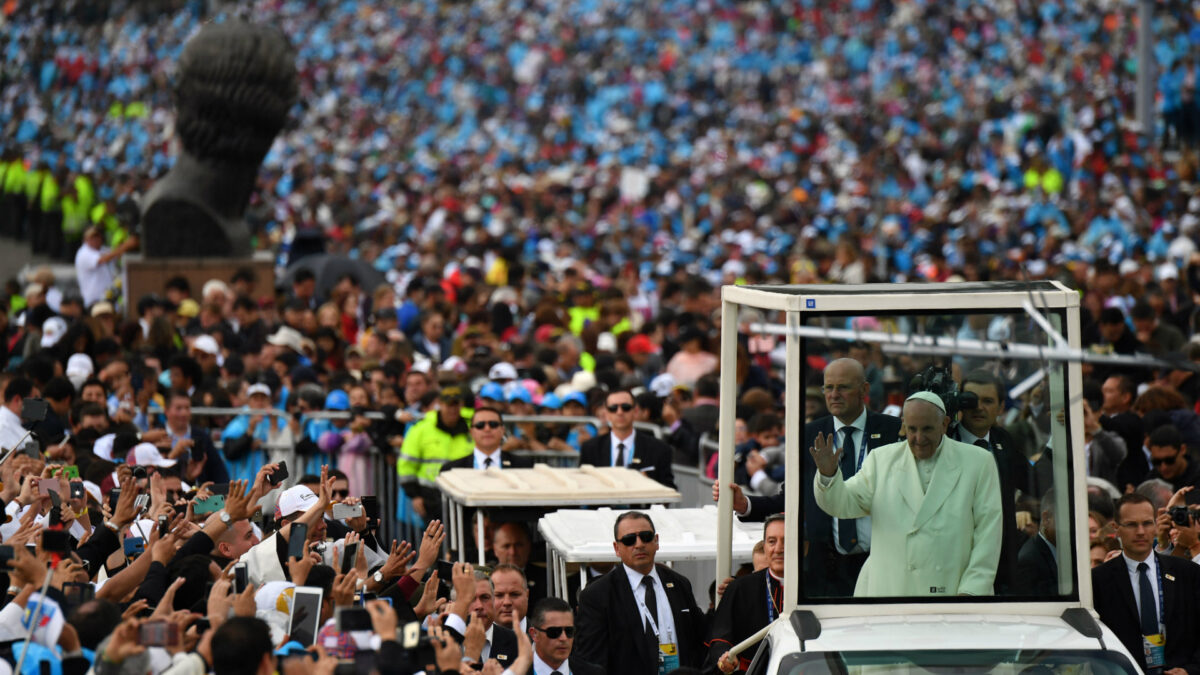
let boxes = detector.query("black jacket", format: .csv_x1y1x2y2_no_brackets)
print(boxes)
1093,553,1200,675
950,424,1026,595
704,569,779,672
1014,533,1058,597
579,431,675,489
440,451,534,471
575,564,707,674
445,620,519,667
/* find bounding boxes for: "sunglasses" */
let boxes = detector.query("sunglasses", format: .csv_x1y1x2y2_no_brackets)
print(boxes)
1153,455,1178,466
607,403,635,413
617,530,655,546
532,626,576,639
473,420,502,430
332,489,350,499
441,397,462,405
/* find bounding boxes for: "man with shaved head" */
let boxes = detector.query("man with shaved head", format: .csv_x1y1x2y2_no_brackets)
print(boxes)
812,391,1003,597
714,357,901,596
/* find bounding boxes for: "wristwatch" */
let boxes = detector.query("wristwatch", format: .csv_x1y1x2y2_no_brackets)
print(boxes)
373,570,385,585
219,510,232,525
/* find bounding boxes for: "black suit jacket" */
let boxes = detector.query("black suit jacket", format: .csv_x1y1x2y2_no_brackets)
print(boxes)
579,431,676,489
1093,554,1200,675
445,620,519,667
951,425,1025,594
1014,533,1057,597
704,569,778,672
440,451,534,471
575,564,707,674
743,411,902,526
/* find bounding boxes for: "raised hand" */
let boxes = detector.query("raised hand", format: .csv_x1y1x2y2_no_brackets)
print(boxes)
809,431,842,477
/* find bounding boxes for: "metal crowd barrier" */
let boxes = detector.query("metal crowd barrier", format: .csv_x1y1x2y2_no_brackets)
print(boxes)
185,406,673,544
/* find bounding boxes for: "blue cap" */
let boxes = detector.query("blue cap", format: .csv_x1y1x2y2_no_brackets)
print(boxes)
562,391,588,408
325,390,350,411
540,393,562,410
507,387,532,404
274,641,311,658
479,382,505,401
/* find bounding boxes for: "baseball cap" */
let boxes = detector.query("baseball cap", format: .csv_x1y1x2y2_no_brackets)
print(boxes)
247,383,272,398
89,301,114,318
267,326,305,353
126,442,178,468
177,299,200,318
625,334,656,355
325,390,350,411
40,317,67,348
539,393,562,410
488,362,518,381
596,332,617,353
192,334,220,356
478,382,505,401
561,391,588,408
649,373,677,398
275,485,318,520
507,387,532,404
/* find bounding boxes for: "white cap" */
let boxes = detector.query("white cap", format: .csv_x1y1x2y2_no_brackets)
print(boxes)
905,391,946,414
127,442,178,468
275,485,318,520
488,362,518,381
441,356,468,374
410,358,432,374
247,383,272,398
82,480,102,506
93,433,116,461
648,373,677,398
1157,263,1180,281
266,326,305,353
596,332,618,353
569,370,597,393
192,334,220,356
66,353,94,390
40,316,67,348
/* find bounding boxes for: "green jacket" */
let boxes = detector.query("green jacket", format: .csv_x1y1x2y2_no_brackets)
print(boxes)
2,161,25,195
396,409,475,488
39,173,59,213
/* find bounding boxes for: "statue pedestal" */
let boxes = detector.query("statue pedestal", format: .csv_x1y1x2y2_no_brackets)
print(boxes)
121,252,275,317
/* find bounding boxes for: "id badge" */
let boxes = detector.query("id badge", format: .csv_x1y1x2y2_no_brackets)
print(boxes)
657,642,680,675
1143,633,1166,668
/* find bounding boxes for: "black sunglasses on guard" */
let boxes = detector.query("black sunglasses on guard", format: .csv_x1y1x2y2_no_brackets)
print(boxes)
617,530,655,546
473,420,503,429
607,403,635,413
532,626,577,639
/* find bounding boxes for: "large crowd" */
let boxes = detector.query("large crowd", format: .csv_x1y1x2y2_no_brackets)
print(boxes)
1,0,1200,672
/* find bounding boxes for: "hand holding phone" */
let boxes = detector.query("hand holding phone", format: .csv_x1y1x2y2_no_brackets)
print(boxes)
268,461,289,486
138,620,180,647
233,562,249,594
288,523,308,560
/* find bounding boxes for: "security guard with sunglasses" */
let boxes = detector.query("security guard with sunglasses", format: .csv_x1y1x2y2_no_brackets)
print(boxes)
580,389,676,488
575,511,707,674
397,385,473,521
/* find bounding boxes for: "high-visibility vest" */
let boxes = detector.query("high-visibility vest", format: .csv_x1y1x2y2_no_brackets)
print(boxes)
396,410,475,488
2,161,25,195
39,173,59,213
23,168,44,205
73,175,94,212
568,305,600,335
61,195,88,237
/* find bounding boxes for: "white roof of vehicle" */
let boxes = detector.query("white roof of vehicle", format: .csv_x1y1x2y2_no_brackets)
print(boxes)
768,613,1133,656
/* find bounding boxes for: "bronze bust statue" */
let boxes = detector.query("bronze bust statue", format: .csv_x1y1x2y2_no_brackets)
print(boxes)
141,21,297,258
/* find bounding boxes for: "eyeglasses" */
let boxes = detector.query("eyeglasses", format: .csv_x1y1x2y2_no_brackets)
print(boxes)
473,421,502,430
532,626,576,639
617,530,655,546
607,403,635,413
441,397,462,405
1152,454,1178,466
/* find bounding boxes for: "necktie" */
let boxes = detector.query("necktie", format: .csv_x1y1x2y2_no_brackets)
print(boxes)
1137,562,1159,635
974,438,990,452
641,576,658,641
837,427,858,551
618,442,627,467
484,456,493,469
551,672,562,675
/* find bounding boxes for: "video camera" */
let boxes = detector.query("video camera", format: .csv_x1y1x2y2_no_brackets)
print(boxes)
909,366,978,420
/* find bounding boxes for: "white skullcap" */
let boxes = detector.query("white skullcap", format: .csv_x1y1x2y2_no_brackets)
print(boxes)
905,391,946,413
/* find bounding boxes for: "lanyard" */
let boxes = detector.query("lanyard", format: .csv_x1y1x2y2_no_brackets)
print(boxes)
637,580,670,641
764,574,780,622
835,425,870,473
1150,557,1165,631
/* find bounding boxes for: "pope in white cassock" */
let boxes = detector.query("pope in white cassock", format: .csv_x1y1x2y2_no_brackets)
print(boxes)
812,391,1003,597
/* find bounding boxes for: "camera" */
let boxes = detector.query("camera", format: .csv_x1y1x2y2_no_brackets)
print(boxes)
1170,506,1194,527
909,366,978,419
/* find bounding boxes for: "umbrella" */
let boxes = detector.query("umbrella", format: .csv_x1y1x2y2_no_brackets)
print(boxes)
280,254,387,301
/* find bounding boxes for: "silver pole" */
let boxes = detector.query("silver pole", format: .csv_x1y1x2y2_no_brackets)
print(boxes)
1137,0,1155,139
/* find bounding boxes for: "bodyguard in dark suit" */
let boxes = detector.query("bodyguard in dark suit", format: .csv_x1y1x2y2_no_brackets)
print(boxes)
715,358,900,597
527,597,604,675
955,369,1030,595
1093,494,1200,675
579,390,675,489
1014,487,1059,597
440,407,534,472
575,511,707,674
705,514,786,674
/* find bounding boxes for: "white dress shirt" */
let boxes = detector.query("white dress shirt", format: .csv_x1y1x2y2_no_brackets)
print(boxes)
1122,552,1164,633
831,408,870,554
957,426,990,450
532,652,570,675
473,447,503,469
611,431,635,467
0,406,27,452
622,564,677,644
442,613,496,660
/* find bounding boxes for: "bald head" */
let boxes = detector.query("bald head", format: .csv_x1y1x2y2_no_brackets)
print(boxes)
823,358,868,424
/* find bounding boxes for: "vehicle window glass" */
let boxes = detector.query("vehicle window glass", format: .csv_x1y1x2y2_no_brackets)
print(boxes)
777,649,1138,675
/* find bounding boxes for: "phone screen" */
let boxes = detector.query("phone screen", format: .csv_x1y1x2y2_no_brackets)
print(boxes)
194,494,226,515
234,563,248,594
361,496,379,523
288,523,308,560
42,530,70,554
289,587,324,647
341,541,359,575
336,607,372,633
138,620,179,647
62,582,94,609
